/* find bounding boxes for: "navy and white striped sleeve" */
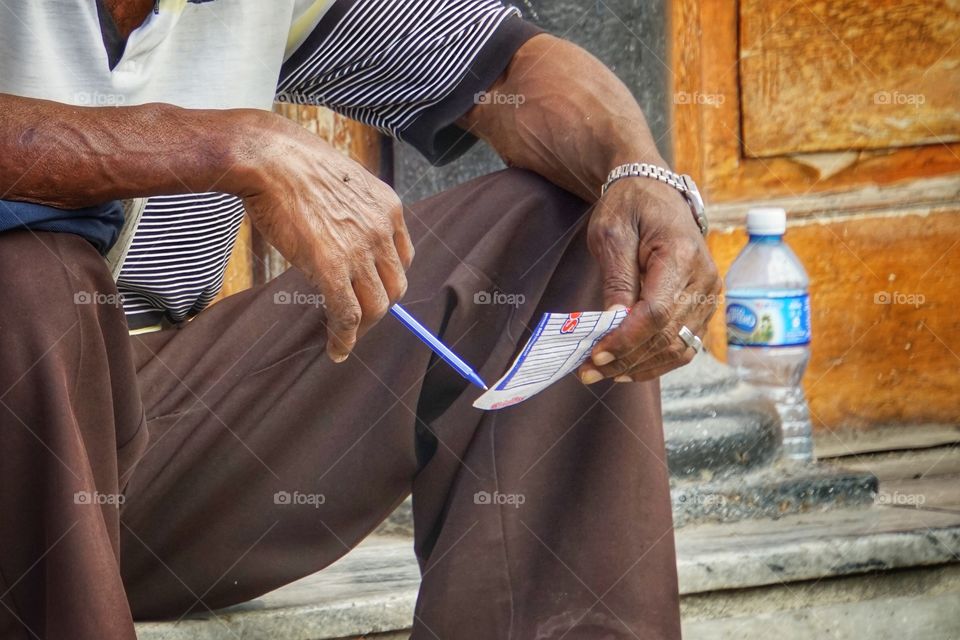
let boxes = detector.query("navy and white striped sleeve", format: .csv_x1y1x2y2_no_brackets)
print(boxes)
276,1,542,165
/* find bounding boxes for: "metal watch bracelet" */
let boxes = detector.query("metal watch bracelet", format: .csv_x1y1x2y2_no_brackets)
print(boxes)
601,162,709,236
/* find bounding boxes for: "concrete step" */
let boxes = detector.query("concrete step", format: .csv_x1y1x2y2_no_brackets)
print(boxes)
661,354,783,478
670,457,877,526
136,536,417,640
135,445,960,639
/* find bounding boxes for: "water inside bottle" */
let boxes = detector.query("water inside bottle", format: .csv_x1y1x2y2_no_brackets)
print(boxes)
725,211,815,462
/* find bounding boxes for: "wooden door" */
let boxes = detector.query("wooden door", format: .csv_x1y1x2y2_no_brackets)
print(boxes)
672,0,960,431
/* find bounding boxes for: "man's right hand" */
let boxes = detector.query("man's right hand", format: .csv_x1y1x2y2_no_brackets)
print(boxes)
0,96,412,362
233,112,414,362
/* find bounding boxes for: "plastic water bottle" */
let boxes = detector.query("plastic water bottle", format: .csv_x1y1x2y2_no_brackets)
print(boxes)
725,208,814,462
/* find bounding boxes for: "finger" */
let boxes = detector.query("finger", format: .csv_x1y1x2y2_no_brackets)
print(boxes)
581,330,669,380
591,281,708,378
616,320,707,380
320,271,363,362
588,211,641,309
394,216,415,270
580,332,695,385
376,248,408,303
353,262,391,334
590,246,687,367
619,345,698,382
611,360,686,384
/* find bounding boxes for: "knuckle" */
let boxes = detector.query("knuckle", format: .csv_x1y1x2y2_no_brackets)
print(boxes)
385,189,403,214
667,342,687,360
651,332,672,352
647,300,672,331
672,237,698,264
704,261,721,288
703,304,719,323
368,303,389,323
335,305,362,332
644,332,670,355
602,359,630,377
395,274,409,300
707,275,722,302
377,220,395,244
603,272,634,295
587,217,623,252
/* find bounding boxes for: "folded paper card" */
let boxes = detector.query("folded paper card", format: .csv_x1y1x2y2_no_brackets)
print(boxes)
473,308,629,410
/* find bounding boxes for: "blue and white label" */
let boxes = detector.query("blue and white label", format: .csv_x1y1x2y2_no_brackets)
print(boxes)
725,290,811,347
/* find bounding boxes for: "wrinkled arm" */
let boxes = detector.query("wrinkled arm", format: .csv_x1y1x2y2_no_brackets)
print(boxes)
0,93,256,207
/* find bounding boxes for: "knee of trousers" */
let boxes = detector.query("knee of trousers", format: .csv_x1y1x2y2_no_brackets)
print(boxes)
0,230,139,443
0,230,125,341
453,169,593,285
490,167,590,233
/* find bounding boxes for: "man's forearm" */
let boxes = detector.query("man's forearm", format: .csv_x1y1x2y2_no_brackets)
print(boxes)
458,34,668,203
0,93,264,208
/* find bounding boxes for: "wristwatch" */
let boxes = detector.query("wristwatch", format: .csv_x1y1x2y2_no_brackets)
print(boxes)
601,163,709,237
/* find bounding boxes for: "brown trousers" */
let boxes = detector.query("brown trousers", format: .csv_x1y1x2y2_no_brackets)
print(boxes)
0,169,680,640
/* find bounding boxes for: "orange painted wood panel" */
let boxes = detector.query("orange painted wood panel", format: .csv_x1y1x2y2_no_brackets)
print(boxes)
670,0,960,203
739,0,960,157
216,215,254,299
705,209,960,431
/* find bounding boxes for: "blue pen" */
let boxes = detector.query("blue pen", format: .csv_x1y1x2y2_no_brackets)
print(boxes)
389,304,488,390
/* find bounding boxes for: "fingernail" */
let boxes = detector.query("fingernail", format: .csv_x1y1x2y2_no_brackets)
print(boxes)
581,370,603,385
606,303,628,312
614,375,632,383
592,351,615,366
333,353,349,363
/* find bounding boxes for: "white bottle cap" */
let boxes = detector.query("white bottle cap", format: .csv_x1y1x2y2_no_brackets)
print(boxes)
746,207,787,235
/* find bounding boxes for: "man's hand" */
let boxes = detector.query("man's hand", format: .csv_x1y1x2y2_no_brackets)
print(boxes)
577,179,720,384
0,95,411,363
460,34,722,382
237,114,414,362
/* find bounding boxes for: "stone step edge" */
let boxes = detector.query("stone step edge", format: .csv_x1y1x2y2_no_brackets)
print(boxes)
135,593,415,640
678,520,960,593
135,512,960,639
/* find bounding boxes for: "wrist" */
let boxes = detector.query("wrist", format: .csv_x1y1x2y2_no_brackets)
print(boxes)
600,145,673,197
607,149,668,176
601,124,669,173
604,169,685,207
602,161,708,236
215,108,284,198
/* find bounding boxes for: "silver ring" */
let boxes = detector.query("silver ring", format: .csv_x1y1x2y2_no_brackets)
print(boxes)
678,325,703,353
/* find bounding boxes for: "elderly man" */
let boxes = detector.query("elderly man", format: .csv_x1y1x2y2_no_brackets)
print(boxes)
0,1,719,638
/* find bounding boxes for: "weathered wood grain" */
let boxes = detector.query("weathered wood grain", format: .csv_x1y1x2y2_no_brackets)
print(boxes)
670,0,960,203
740,0,960,156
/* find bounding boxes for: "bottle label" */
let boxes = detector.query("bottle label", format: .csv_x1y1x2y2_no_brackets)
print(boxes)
725,291,811,346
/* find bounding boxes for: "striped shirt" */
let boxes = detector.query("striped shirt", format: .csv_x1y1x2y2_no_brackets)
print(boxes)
0,0,539,326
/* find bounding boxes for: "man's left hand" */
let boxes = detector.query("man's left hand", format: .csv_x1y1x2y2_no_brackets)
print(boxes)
578,177,721,384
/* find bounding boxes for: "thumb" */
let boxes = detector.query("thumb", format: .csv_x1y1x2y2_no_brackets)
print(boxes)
587,201,641,309
589,224,641,309
601,249,640,309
